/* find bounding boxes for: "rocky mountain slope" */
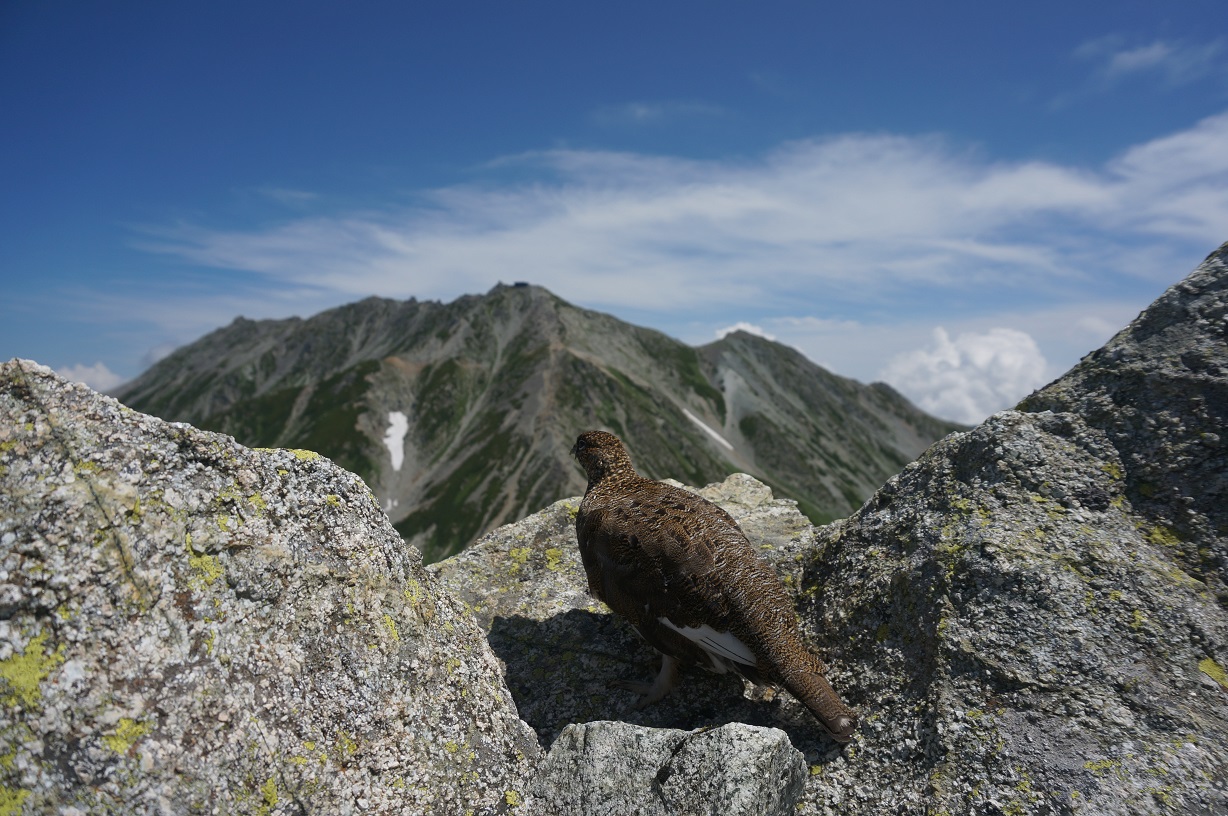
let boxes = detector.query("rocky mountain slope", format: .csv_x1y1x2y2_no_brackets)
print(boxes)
2,243,1226,814
113,285,961,561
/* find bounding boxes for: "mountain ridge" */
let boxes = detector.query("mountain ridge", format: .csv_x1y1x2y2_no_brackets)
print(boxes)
114,284,963,560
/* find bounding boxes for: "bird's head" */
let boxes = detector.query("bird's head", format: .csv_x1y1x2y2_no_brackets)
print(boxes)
571,430,636,484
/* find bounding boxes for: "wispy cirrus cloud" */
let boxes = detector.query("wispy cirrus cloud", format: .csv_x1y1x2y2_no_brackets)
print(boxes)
1075,35,1225,87
253,186,321,207
136,111,1227,306
589,100,726,126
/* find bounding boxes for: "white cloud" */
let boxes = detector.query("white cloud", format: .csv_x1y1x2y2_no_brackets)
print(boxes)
748,298,1138,391
714,321,775,341
879,327,1050,425
133,111,1228,316
106,111,1228,390
1076,36,1224,86
57,362,125,392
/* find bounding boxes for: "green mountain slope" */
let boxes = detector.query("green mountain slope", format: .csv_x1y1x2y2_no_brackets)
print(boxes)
115,284,963,560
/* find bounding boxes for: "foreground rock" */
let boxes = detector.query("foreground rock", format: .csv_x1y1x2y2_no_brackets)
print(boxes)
528,720,805,816
435,245,1228,815
0,360,538,814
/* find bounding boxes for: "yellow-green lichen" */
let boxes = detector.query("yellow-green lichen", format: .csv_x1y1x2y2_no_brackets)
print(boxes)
1146,525,1182,550
504,790,523,807
73,460,101,476
950,497,974,513
1100,461,1124,480
335,729,357,760
325,494,340,507
0,786,30,816
383,614,400,642
290,449,320,460
186,536,224,589
1199,657,1228,690
1084,758,1120,775
255,777,278,816
0,632,65,709
102,717,150,754
247,493,268,513
544,548,563,572
508,547,531,572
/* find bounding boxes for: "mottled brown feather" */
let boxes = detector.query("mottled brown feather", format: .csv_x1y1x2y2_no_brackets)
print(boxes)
571,429,858,742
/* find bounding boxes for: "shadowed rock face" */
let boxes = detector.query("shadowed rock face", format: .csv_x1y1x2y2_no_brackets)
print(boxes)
0,360,539,814
434,245,1228,815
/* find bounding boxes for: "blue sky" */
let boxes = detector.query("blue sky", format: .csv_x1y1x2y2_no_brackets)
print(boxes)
2,1,1226,423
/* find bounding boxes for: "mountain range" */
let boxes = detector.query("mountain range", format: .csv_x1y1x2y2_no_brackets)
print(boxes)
114,284,962,560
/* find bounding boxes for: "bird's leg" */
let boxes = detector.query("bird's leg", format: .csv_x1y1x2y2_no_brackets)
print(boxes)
610,654,679,709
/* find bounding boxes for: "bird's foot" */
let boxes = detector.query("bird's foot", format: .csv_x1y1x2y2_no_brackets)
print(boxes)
609,654,679,710
608,679,656,710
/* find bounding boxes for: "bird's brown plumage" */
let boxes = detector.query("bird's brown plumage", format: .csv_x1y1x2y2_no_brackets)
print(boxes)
570,429,858,742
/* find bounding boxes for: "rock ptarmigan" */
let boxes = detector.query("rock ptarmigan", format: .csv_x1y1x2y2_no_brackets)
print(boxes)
571,429,858,743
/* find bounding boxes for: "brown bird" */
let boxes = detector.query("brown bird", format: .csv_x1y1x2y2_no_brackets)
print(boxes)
570,429,858,743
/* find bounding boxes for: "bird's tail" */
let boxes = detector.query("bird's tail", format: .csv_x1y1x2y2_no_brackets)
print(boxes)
786,670,858,743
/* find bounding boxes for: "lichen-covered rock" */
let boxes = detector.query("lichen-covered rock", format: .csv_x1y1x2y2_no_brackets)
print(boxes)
0,360,539,814
1019,241,1228,602
799,408,1228,814
524,720,805,816
434,247,1228,815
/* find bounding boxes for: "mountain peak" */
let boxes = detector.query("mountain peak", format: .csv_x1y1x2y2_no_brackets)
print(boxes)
116,287,958,560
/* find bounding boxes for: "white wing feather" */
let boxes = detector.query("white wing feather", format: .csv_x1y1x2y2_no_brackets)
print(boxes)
658,618,757,668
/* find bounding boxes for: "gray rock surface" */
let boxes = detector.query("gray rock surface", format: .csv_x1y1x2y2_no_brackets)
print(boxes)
0,360,539,814
1019,242,1228,603
435,245,1228,815
525,720,805,816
